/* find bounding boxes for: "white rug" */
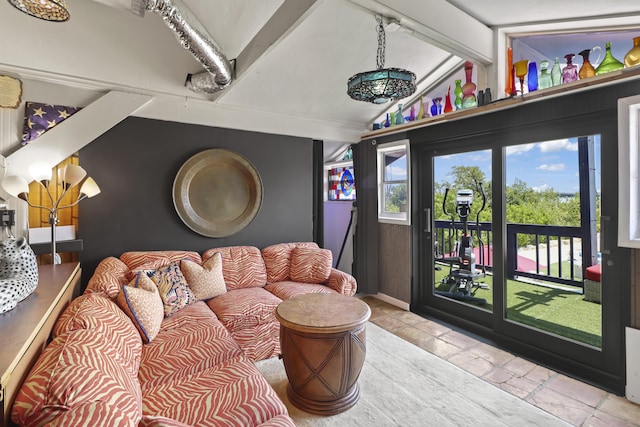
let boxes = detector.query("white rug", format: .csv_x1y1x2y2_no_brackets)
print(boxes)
255,322,570,426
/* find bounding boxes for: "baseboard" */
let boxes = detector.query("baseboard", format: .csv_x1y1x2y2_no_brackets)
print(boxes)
372,293,410,311
626,327,640,404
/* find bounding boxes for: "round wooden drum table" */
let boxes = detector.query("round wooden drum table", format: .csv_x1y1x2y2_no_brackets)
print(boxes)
275,293,371,415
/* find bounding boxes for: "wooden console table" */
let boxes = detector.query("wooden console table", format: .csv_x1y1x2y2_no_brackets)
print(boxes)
275,293,371,415
0,262,81,427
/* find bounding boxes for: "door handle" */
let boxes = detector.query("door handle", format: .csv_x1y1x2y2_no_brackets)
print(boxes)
424,208,431,233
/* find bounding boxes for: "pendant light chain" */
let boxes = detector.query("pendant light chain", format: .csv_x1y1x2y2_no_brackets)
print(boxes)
347,14,416,103
376,14,385,70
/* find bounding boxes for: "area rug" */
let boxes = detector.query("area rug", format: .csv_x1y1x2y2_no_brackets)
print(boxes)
255,322,569,426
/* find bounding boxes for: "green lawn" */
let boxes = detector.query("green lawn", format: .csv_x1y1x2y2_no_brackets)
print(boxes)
434,264,602,347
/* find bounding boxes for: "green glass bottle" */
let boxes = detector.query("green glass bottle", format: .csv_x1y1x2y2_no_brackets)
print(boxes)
595,42,624,75
538,60,552,89
454,79,463,110
550,57,562,86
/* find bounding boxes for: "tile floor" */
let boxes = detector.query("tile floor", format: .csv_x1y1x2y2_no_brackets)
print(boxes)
361,296,640,427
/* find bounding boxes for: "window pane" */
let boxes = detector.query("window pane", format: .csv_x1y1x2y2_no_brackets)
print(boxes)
504,135,602,347
384,151,407,181
383,183,407,213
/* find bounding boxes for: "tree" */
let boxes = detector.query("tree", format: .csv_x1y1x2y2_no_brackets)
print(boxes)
386,184,407,212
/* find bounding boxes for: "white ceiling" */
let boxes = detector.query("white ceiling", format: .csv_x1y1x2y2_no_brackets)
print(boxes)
1,0,640,149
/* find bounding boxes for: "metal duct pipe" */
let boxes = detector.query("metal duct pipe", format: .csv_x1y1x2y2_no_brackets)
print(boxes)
145,0,233,94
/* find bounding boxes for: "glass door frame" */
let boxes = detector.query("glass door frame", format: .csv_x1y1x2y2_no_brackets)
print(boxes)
410,97,630,393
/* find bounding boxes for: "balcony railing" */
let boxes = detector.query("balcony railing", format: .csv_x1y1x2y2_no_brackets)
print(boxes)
434,220,585,289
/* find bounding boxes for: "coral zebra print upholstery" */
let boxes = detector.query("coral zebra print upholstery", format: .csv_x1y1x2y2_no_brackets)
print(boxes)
12,242,356,426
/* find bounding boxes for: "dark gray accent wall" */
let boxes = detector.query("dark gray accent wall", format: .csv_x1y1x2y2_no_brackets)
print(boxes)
78,117,314,284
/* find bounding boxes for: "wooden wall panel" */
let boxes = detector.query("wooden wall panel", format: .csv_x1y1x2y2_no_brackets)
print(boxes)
27,154,80,264
378,223,411,303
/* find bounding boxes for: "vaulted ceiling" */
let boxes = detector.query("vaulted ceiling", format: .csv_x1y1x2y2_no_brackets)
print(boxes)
1,0,640,153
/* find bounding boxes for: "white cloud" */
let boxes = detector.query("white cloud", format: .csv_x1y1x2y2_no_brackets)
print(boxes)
506,143,536,155
539,139,578,152
533,184,550,192
537,163,566,171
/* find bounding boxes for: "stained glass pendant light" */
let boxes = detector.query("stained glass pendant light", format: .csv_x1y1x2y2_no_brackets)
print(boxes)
347,15,416,104
7,0,70,22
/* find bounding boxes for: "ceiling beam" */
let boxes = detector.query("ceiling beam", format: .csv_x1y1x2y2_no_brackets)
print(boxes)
3,91,153,178
347,0,494,64
212,0,321,102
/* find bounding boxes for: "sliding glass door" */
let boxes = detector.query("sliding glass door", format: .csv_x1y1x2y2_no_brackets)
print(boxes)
411,104,627,392
504,136,601,348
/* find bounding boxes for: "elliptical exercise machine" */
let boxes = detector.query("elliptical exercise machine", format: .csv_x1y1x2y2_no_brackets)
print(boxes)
435,181,489,305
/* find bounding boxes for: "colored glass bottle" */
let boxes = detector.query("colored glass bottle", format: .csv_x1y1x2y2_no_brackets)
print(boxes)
430,97,442,116
384,113,390,128
417,96,425,119
527,62,538,92
562,54,578,84
461,61,477,109
578,48,597,79
595,42,624,75
409,104,416,121
395,104,404,125
505,47,515,97
624,36,640,67
444,87,453,113
454,79,463,110
538,60,552,89
550,57,562,86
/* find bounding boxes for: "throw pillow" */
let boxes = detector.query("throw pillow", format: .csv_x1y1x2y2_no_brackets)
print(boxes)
146,262,196,317
180,252,227,301
290,247,332,284
116,272,164,344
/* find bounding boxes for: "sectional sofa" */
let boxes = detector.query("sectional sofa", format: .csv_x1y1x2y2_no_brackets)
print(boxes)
11,242,357,426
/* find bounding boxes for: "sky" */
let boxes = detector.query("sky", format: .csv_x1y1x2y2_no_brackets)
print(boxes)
433,135,601,194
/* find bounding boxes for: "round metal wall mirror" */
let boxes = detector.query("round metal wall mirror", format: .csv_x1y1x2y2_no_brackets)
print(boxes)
173,149,263,237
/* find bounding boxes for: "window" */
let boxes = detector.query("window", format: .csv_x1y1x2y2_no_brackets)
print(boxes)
377,139,410,225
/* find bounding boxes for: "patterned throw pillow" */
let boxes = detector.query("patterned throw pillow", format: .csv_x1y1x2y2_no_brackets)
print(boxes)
146,262,196,317
180,252,227,301
116,272,164,344
289,247,332,284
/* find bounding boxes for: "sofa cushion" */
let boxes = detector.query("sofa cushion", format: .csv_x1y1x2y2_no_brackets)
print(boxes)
202,246,266,290
85,256,129,298
229,321,281,362
290,247,332,283
53,292,142,374
146,262,196,317
206,287,282,333
141,355,290,427
43,400,136,427
180,252,227,300
12,329,143,426
116,272,165,344
265,280,337,300
138,302,244,390
261,242,319,283
120,250,202,271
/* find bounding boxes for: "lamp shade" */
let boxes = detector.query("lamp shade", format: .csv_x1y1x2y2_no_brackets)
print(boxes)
2,175,30,198
7,0,70,22
79,177,101,198
347,68,416,104
62,164,87,187
29,162,52,183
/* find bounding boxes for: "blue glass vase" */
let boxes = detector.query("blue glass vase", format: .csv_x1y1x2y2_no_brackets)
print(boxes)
527,62,538,92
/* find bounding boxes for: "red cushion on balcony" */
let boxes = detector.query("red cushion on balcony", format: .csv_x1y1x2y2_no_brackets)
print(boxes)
585,264,601,282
